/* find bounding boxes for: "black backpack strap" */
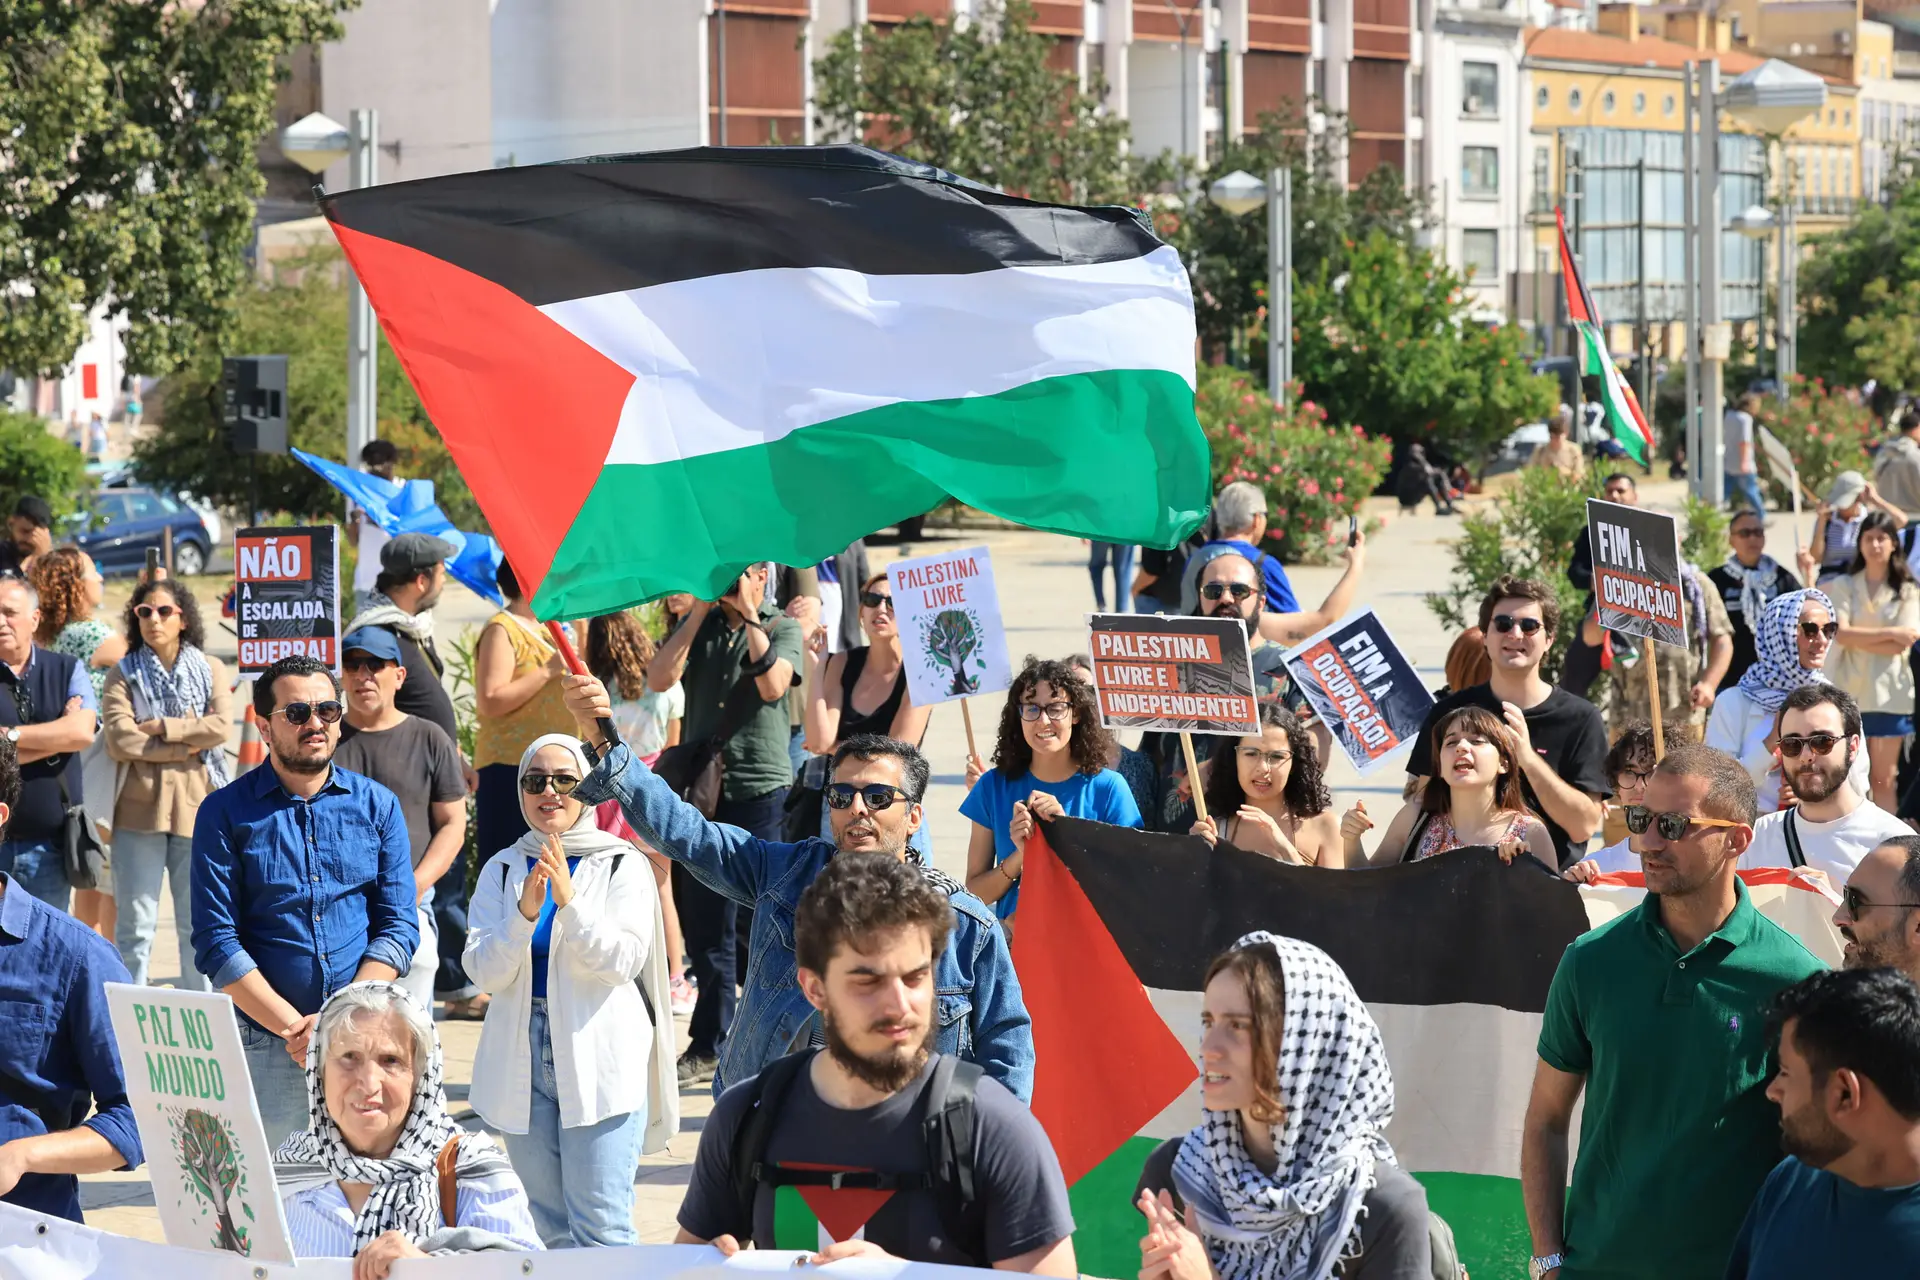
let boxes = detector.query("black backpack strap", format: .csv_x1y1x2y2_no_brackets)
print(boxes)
923,1055,985,1261
1784,809,1806,869
728,1051,813,1245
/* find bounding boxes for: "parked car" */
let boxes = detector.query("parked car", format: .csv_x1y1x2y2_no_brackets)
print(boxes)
69,487,214,577
89,464,224,546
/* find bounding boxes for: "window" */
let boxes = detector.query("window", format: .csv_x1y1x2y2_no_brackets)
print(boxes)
1632,92,1646,114
124,493,165,521
1462,146,1499,197
1844,108,1851,128
1462,230,1499,278
1568,86,1583,112
1536,85,1550,110
1462,62,1498,116
1601,90,1615,114
1663,94,1676,116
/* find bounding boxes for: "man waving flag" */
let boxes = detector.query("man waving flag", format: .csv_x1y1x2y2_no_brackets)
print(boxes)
319,146,1210,618
1557,207,1654,466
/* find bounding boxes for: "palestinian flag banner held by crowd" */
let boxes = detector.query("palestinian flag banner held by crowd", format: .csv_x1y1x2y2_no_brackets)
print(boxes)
1013,820,1844,1279
1556,207,1655,466
318,146,1210,618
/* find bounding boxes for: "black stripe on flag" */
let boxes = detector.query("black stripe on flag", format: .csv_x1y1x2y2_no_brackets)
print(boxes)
319,145,1166,306
1044,817,1591,1013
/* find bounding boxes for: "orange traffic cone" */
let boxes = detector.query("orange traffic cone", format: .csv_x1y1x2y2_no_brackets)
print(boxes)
238,703,266,772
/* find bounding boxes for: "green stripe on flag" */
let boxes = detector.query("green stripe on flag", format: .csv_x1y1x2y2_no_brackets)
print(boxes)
773,1184,825,1251
1577,322,1649,465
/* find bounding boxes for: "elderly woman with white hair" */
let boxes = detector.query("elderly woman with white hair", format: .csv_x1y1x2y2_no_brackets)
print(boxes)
276,982,542,1275
464,732,678,1248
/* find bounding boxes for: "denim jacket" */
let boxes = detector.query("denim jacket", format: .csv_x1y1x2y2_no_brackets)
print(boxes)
578,743,1034,1100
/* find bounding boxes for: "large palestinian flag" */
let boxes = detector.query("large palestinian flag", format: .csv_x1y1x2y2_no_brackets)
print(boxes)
318,146,1209,618
1556,207,1655,466
1014,819,1843,1279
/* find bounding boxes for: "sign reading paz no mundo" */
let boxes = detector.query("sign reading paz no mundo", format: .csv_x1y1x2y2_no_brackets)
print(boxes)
234,525,340,675
888,544,1012,708
1086,613,1258,735
1586,498,1687,650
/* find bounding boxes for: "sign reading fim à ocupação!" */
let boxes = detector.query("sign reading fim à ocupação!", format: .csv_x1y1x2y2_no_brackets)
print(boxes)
889,545,1013,708
234,526,340,675
1281,608,1435,775
1086,613,1258,736
1586,498,1686,649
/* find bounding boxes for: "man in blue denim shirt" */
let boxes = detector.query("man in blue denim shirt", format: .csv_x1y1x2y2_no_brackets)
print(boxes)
563,673,1034,1101
190,655,417,1146
0,736,143,1221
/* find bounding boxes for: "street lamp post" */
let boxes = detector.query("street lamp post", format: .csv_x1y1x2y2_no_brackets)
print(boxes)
1730,203,1777,390
1209,168,1292,408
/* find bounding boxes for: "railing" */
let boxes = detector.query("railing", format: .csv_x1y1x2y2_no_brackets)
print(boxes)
1790,194,1858,216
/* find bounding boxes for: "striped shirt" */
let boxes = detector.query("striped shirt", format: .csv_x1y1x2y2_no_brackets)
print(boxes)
283,1170,545,1257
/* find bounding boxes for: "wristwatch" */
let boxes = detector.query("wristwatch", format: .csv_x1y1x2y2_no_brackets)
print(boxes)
1529,1254,1564,1280
3,727,17,745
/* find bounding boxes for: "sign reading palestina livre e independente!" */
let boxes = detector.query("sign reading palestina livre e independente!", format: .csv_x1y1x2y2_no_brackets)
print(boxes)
1586,498,1686,649
233,526,339,675
103,985,296,1262
1084,613,1259,736
1281,608,1435,776
888,545,1012,707
316,145,1210,620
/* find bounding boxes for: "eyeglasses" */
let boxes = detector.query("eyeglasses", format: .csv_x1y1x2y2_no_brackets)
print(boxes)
1623,805,1742,841
1490,614,1544,636
519,772,582,796
824,782,914,811
1616,768,1655,790
1236,746,1292,768
342,656,394,675
269,700,344,727
135,604,177,620
1800,621,1840,640
1779,733,1845,758
1841,885,1920,917
1019,701,1073,723
1731,526,1766,539
1200,583,1256,603
858,591,894,611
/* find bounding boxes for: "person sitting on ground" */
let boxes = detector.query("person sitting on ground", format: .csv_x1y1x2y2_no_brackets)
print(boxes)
1562,719,1689,882
1342,705,1555,871
1134,933,1433,1280
1812,470,1907,582
1191,705,1343,867
1393,443,1456,516
1827,510,1920,810
277,982,541,1270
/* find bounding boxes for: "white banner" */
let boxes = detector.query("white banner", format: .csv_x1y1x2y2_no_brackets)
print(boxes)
888,546,1011,708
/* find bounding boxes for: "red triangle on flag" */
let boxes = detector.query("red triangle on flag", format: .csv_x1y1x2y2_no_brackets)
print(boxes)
1013,828,1195,1186
785,1163,894,1242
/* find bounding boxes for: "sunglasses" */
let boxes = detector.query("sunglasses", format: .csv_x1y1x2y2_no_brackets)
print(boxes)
859,591,894,610
519,772,582,796
1731,526,1766,539
1490,614,1544,636
270,700,344,727
1800,621,1840,640
1842,885,1920,917
135,604,177,620
1779,733,1845,758
342,655,394,675
1200,583,1256,603
1019,701,1073,723
824,782,913,811
1623,805,1742,841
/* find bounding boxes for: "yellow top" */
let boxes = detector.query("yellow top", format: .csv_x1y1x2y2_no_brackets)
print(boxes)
472,611,577,769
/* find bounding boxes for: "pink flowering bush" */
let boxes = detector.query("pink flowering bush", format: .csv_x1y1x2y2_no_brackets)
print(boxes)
1196,365,1392,561
1755,376,1879,509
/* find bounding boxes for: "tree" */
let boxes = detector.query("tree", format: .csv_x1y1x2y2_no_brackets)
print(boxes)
1798,173,1920,395
0,0,353,378
811,0,1133,204
0,408,89,524
172,1107,250,1254
923,609,983,695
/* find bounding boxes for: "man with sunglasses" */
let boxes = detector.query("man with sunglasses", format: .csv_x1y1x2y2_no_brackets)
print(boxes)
1743,685,1909,885
0,574,98,911
1835,835,1920,983
562,672,1032,1102
331,628,468,1014
1522,744,1824,1280
1709,509,1804,691
189,654,418,1145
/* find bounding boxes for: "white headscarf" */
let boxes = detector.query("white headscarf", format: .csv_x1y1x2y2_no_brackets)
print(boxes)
513,733,630,861
1171,933,1397,1280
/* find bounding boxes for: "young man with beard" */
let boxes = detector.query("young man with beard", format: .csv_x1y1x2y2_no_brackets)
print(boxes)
190,654,417,1145
1743,685,1911,882
676,853,1076,1274
1724,968,1920,1276
563,673,1033,1101
1521,745,1824,1280
1835,836,1920,982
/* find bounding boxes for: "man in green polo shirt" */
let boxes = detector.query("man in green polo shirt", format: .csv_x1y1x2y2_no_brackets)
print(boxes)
1520,742,1824,1280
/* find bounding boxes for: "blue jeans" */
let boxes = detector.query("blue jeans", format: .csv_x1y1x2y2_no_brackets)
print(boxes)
502,999,644,1248
1088,542,1136,613
111,829,205,990
1724,471,1767,515
0,838,69,914
239,1019,312,1152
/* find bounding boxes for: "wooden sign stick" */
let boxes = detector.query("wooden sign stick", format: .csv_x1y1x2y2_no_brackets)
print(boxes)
1181,730,1209,823
959,698,979,762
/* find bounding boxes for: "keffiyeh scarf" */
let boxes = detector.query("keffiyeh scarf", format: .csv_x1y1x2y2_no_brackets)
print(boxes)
1171,933,1397,1280
275,983,512,1252
1734,587,1835,713
1722,552,1788,636
125,644,230,789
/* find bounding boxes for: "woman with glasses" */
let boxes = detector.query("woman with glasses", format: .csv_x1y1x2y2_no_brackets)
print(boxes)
1341,706,1555,870
1828,511,1920,810
962,656,1142,932
100,579,229,987
1189,704,1341,867
464,733,678,1247
1562,720,1688,882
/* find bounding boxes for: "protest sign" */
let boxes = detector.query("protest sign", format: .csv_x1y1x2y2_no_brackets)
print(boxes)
1586,498,1686,649
1086,614,1258,735
234,526,340,674
1281,609,1435,775
104,985,295,1262
889,545,1011,707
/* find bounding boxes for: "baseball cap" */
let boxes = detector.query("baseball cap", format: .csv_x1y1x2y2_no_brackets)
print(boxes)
380,532,458,579
1827,470,1867,509
340,628,403,663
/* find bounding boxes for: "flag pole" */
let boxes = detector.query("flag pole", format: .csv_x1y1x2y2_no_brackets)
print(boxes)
1181,731,1210,823
544,619,623,748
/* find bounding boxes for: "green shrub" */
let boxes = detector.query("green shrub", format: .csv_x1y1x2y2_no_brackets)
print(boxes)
1681,495,1730,572
0,408,90,525
1755,376,1878,511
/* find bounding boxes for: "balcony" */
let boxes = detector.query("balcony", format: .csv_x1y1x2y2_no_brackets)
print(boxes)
1791,194,1858,216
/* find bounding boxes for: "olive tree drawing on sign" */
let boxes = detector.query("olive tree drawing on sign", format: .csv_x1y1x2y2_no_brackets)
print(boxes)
923,608,984,696
170,1106,254,1254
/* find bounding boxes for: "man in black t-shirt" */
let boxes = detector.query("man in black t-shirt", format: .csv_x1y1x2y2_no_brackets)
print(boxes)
677,854,1076,1273
1406,575,1610,869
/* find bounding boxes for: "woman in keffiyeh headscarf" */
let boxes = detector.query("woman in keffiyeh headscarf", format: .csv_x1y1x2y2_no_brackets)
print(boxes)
276,982,542,1274
1133,933,1433,1280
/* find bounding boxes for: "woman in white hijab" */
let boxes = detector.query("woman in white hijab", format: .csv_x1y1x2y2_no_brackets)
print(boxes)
464,733,678,1248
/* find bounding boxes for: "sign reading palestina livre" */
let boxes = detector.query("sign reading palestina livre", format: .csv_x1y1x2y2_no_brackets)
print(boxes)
103,985,296,1263
1086,614,1258,735
1587,498,1686,649
234,525,340,675
889,545,1012,706
1281,609,1435,775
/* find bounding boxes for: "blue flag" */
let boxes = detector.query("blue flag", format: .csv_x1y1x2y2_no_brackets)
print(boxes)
293,448,504,606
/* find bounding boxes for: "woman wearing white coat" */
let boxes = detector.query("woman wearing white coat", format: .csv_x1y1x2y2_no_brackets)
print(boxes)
464,734,678,1248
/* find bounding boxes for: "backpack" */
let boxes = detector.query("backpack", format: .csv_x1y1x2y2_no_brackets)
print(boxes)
727,1051,985,1258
